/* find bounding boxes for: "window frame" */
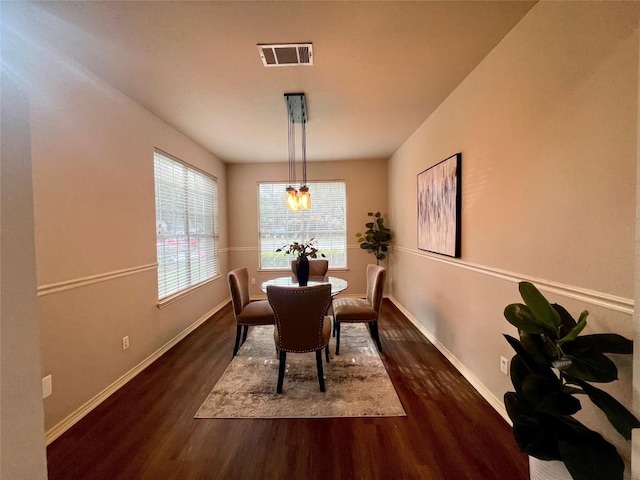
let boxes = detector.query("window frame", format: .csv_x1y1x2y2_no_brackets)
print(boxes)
154,149,219,304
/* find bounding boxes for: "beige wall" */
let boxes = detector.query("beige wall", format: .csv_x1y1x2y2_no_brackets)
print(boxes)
389,1,639,469
1,58,48,479
635,5,640,475
12,15,230,433
227,159,388,296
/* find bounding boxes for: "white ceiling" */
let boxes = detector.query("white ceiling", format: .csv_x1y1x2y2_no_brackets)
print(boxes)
16,1,535,164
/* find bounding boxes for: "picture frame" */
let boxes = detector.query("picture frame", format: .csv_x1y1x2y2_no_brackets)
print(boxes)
417,153,461,257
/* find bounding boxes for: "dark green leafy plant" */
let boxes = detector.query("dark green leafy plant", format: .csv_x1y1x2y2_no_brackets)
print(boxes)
355,212,392,264
503,281,639,480
276,238,325,260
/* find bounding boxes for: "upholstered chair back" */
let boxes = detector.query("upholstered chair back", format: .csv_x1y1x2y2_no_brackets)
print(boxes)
290,259,329,278
365,264,386,314
267,284,332,353
228,268,250,316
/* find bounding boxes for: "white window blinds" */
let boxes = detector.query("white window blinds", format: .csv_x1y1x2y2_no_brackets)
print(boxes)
154,150,218,300
258,181,347,269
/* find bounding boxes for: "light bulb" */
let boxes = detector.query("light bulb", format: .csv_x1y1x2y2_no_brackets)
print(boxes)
286,187,299,211
298,185,311,210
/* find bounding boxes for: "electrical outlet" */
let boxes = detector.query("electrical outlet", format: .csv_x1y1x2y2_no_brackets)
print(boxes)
500,356,509,375
42,374,52,399
122,336,130,350
251,277,256,285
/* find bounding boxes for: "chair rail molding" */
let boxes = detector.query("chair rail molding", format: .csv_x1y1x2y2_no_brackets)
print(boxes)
227,246,254,252
37,263,158,297
393,245,633,315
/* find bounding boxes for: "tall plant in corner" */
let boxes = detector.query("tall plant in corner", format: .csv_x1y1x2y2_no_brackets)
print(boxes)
503,281,640,480
355,212,392,265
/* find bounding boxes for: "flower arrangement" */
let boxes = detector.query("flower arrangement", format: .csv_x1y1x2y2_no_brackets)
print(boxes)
276,238,325,260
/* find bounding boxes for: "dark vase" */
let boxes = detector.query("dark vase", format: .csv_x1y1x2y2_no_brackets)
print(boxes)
296,257,310,286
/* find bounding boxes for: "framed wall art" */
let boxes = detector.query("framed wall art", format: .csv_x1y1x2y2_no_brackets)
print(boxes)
417,153,461,257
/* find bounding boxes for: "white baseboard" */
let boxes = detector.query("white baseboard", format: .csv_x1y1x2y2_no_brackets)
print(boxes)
45,298,230,445
387,295,510,424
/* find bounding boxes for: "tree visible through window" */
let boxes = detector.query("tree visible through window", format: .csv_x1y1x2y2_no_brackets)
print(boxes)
154,150,218,300
258,181,346,269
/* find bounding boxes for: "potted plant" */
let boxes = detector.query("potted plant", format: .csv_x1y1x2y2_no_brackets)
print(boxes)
355,212,392,265
503,281,640,480
276,238,325,286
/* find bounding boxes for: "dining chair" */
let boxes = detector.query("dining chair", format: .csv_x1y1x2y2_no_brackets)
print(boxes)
333,264,386,355
227,267,275,357
266,283,333,393
290,258,329,278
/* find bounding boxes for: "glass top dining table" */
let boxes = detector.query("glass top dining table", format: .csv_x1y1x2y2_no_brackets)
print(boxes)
260,275,348,296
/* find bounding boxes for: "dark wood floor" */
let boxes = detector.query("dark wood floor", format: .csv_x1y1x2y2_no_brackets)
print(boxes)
46,299,528,480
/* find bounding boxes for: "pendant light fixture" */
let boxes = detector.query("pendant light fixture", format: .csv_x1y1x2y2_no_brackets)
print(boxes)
285,93,310,210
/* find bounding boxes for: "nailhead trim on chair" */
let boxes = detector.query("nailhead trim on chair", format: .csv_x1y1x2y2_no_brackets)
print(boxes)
270,286,331,353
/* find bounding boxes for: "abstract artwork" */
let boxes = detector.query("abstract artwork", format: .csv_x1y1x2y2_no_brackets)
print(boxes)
417,153,461,257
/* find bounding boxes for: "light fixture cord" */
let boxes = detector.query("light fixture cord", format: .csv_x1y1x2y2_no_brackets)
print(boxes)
288,101,296,185
301,115,307,185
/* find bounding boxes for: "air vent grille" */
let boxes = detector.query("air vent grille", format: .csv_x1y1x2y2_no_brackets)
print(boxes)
258,43,313,67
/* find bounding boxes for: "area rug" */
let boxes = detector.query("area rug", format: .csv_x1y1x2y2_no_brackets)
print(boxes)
195,323,406,418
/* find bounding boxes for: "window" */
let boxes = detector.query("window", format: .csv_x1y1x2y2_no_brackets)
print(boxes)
154,150,218,300
258,181,346,269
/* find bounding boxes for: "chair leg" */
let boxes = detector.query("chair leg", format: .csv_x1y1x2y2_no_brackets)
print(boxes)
325,345,330,363
371,321,383,352
233,325,242,357
277,351,287,393
335,322,341,355
329,303,336,337
242,325,249,342
316,350,325,392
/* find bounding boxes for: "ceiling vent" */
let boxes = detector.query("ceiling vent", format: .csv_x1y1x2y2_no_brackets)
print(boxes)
257,43,313,67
